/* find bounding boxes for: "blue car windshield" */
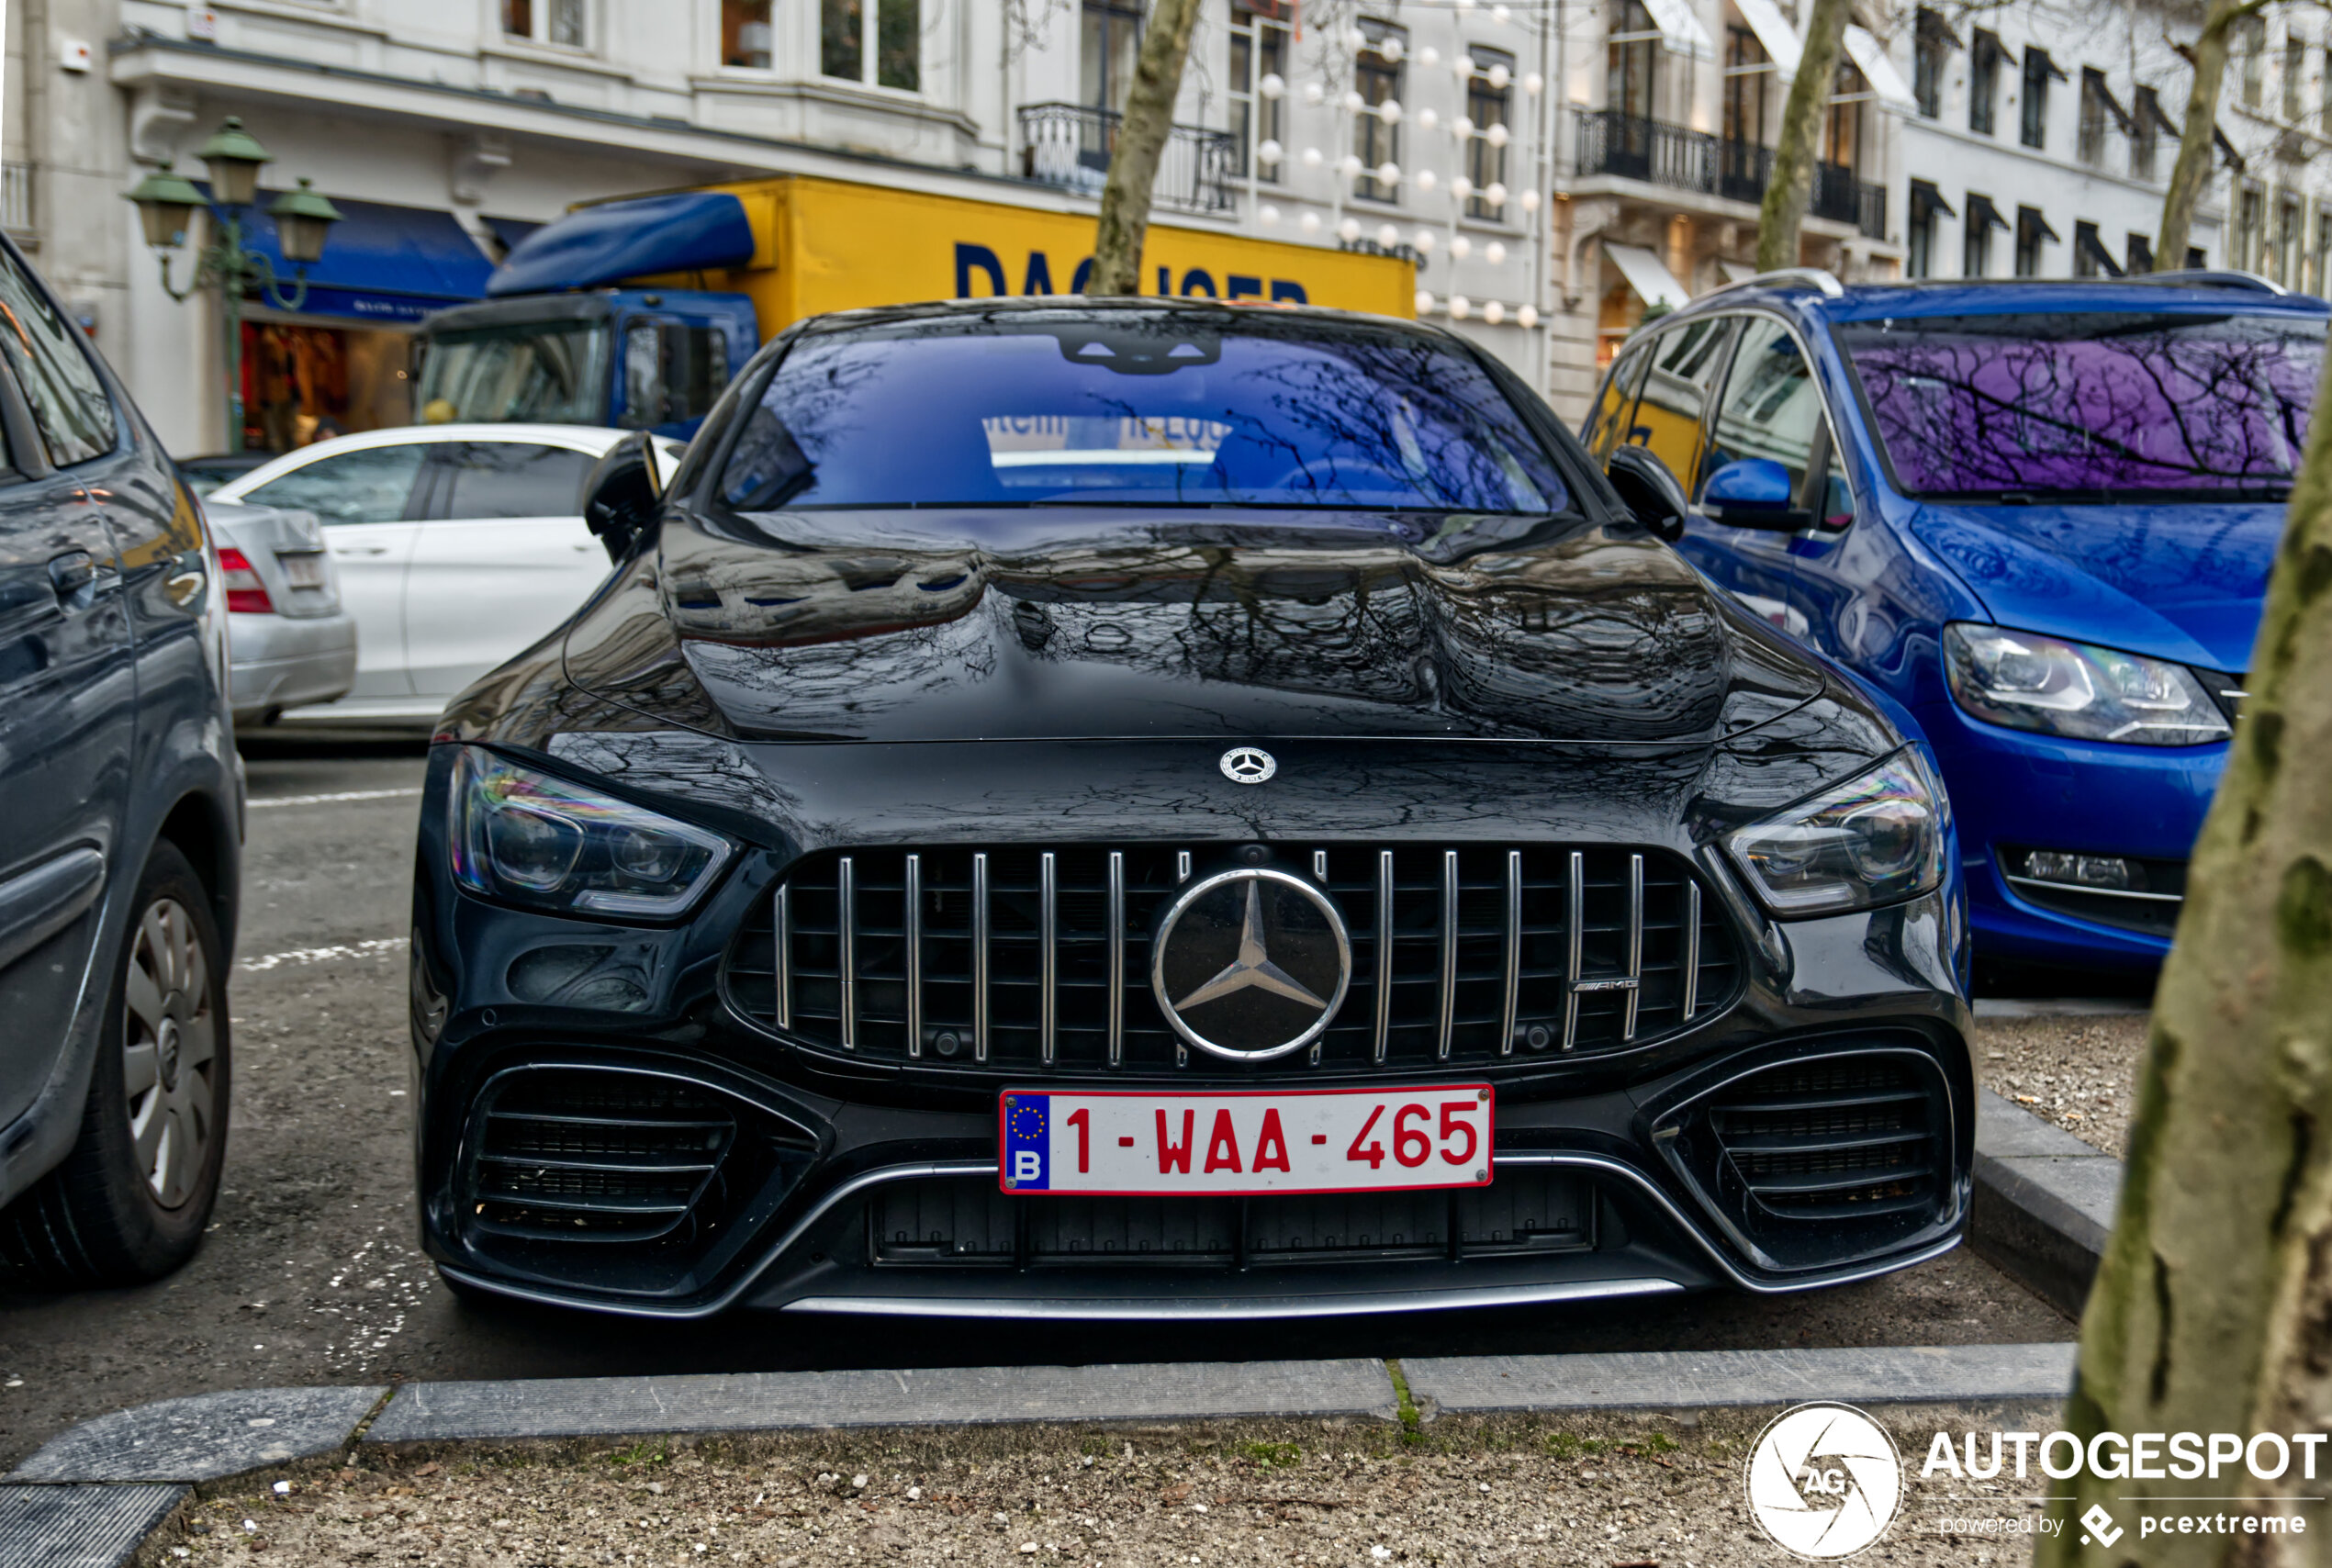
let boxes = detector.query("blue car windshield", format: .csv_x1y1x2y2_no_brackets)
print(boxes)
715,314,1570,513
1837,311,2323,500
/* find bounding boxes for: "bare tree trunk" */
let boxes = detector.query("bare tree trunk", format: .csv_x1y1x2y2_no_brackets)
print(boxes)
2034,294,2332,1566
2157,0,2257,272
1088,0,1204,297
1754,0,1849,274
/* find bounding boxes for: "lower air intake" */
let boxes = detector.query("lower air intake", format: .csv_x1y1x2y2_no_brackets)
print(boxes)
1656,1044,1960,1273
466,1070,737,1241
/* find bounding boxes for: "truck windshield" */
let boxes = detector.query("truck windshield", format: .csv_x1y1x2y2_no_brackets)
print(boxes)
417,322,608,425
716,315,1569,513
1837,310,2322,501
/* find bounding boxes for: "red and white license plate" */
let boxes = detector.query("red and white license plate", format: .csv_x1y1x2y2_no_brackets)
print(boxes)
997,1085,1494,1197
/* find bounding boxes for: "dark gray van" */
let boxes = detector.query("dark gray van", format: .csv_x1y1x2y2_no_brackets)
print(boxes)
0,233,240,1282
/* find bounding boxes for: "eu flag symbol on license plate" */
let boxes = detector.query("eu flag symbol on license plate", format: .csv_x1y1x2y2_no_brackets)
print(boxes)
1002,1093,1049,1190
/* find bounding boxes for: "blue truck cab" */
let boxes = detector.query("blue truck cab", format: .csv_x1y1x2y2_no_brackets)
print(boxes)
414,286,757,440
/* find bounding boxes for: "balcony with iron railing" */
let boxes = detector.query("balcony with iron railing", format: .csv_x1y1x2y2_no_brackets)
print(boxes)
1018,103,1238,215
1574,110,1886,240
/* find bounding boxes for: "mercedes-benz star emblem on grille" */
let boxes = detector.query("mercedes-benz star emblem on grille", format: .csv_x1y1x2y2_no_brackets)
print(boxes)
1219,746,1277,784
1151,868,1351,1061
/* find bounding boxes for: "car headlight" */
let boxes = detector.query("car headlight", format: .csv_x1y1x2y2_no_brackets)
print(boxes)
1943,623,2230,746
450,747,733,918
1726,750,1945,915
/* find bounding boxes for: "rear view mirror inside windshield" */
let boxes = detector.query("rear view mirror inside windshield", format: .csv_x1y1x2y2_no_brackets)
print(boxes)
1048,324,1222,375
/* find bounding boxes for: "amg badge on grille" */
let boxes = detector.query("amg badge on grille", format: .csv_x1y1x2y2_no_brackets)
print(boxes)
1151,868,1351,1061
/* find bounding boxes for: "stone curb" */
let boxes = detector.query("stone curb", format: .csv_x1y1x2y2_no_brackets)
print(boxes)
1402,1342,2079,1414
0,1090,2120,1565
1969,1087,2124,1318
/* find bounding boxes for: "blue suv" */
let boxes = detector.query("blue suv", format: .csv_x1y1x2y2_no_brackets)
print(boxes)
1583,270,2321,974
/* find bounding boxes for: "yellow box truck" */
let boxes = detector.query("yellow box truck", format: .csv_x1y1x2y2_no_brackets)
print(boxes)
413,172,1416,437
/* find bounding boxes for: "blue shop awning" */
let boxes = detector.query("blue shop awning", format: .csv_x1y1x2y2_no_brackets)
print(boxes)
488,191,756,297
231,191,495,324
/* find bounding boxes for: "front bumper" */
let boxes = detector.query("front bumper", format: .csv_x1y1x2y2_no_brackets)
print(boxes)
409,752,1976,1319
1916,697,2221,971
229,610,357,720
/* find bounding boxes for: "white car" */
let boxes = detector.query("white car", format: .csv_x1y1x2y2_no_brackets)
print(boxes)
208,423,678,725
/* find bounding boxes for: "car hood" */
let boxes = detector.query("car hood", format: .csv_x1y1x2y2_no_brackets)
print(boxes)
556,507,1823,746
1909,500,2281,671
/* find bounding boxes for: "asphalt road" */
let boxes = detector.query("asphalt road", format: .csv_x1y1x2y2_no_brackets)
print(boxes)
0,741,2074,1467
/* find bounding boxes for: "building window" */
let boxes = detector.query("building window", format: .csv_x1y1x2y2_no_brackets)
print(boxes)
2323,46,2332,130
1467,47,1515,219
2132,86,2164,181
2285,34,2306,121
2077,69,2131,167
1352,19,1407,203
503,0,585,48
2021,47,2060,150
1825,62,1865,174
2316,213,2332,294
1969,30,2001,136
824,0,918,88
1081,0,1142,114
1907,181,1952,277
2014,206,2057,275
1912,7,1956,119
2073,219,2123,277
1229,5,1291,183
2236,183,2265,270
1965,195,2002,275
1609,0,1658,121
723,0,773,67
2127,232,2155,274
2239,17,2266,109
2277,194,2302,284
1721,27,1770,198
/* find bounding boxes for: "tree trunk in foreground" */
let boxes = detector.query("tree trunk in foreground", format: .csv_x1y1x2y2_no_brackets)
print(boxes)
2156,0,2253,272
1088,0,1203,296
2035,304,2332,1567
1754,0,1849,274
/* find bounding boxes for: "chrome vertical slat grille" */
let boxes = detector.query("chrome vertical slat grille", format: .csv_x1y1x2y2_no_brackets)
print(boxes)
728,843,1741,1076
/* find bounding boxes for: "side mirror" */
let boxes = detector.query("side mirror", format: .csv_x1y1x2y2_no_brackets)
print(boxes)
582,430,665,564
1701,457,1812,532
1606,444,1689,542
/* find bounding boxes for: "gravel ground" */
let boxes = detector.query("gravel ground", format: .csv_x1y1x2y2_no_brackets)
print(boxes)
152,1406,2069,1568
1969,1014,2152,1159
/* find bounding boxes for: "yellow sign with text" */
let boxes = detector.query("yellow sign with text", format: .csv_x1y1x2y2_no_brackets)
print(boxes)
686,175,1417,332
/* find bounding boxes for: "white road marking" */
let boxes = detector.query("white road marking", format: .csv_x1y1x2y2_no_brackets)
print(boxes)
238,936,403,973
247,787,422,810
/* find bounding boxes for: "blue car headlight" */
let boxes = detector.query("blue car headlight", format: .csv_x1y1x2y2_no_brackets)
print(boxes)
1726,750,1945,915
449,747,733,919
1943,623,2231,746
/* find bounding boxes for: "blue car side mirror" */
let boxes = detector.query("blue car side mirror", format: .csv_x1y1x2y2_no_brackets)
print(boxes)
1701,457,1812,532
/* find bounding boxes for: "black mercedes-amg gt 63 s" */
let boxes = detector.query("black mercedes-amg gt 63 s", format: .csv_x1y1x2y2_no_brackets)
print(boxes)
412,298,1971,1320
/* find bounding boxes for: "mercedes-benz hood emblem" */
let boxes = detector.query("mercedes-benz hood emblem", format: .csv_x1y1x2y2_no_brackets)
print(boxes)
1220,746,1276,784
1151,866,1351,1061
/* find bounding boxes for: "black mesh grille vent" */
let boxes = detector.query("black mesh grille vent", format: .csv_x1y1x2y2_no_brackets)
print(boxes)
726,844,1739,1076
465,1070,738,1242
1707,1057,1943,1220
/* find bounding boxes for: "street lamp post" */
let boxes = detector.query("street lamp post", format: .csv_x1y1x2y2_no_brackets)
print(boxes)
126,118,344,454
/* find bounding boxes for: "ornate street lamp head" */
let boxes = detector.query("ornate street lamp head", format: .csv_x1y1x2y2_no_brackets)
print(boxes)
124,164,207,251
267,178,343,265
197,116,272,208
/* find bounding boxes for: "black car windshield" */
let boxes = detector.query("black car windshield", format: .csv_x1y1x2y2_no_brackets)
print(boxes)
715,314,1569,512
1836,310,2323,500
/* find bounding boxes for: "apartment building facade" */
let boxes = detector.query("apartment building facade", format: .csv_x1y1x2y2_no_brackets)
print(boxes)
1881,0,2332,292
6,0,1577,454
